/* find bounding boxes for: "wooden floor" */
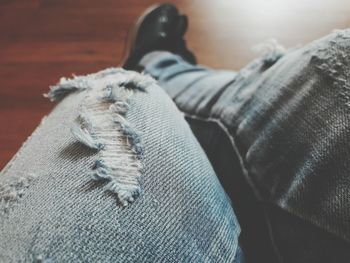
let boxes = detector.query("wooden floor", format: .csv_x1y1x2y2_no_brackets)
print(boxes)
1,0,350,169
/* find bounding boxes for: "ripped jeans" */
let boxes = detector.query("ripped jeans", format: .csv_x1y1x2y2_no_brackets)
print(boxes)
0,69,242,263
1,29,350,263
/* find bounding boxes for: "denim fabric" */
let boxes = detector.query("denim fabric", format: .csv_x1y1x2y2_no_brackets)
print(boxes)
141,29,350,262
0,69,241,262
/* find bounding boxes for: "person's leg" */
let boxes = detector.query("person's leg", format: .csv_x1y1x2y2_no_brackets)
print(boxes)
0,69,242,262
139,29,350,263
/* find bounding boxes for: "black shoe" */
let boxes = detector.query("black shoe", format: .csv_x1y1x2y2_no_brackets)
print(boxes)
122,3,196,71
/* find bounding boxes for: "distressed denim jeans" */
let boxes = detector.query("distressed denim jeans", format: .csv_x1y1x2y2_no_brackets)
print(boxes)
140,29,350,263
2,28,350,263
0,69,242,262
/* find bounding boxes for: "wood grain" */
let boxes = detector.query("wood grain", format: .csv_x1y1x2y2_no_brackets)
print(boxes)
1,0,350,169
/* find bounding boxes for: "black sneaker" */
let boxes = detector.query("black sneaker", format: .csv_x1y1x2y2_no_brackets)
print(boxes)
122,3,196,71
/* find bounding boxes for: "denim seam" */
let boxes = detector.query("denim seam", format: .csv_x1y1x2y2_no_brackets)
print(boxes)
183,113,260,200
182,113,283,261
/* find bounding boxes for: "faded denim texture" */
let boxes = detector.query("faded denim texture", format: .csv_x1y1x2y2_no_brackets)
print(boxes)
0,69,241,262
141,29,350,262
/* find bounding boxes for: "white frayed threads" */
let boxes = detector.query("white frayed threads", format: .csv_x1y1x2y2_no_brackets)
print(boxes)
44,68,127,102
70,111,104,151
252,39,286,65
0,173,38,213
66,69,152,206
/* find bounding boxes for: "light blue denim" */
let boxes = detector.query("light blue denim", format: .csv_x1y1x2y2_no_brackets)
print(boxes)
140,29,350,263
0,69,242,262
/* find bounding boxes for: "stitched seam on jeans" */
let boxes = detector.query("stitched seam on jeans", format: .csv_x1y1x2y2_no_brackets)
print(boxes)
181,113,283,261
181,113,260,199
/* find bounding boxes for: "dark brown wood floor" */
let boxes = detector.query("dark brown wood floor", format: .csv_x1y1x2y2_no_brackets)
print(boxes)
1,0,350,169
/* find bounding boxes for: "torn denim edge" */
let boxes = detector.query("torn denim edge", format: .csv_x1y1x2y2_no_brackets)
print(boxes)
44,67,156,102
311,29,350,109
252,38,286,66
0,173,38,213
70,109,104,151
65,70,155,207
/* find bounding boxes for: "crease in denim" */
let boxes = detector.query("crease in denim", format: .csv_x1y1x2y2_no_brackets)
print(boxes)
172,72,213,101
